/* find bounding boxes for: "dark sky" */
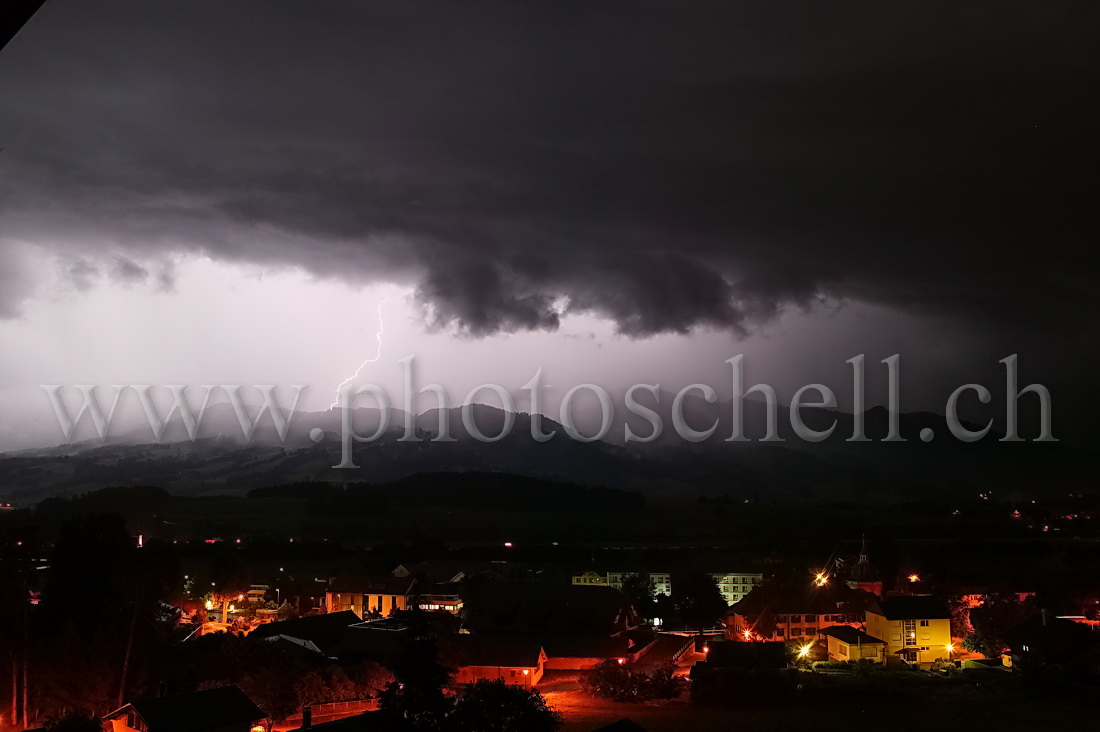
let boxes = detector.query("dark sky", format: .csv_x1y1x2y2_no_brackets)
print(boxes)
0,1,1097,445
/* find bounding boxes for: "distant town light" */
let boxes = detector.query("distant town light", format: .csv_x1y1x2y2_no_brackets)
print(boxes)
908,573,920,583
504,542,513,548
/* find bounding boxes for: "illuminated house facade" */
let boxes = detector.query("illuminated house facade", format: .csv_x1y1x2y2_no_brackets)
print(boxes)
821,625,887,663
451,636,548,686
865,596,952,665
326,575,416,616
727,578,868,642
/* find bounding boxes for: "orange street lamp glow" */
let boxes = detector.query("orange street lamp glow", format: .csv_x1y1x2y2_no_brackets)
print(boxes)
798,645,812,658
908,573,920,583
743,630,752,640
814,572,828,587
945,644,955,653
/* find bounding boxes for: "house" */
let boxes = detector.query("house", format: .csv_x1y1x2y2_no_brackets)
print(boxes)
327,576,416,616
250,610,362,657
821,626,886,663
463,582,642,669
865,596,951,665
727,577,869,642
572,571,609,587
450,635,548,686
337,612,462,667
104,686,264,732
1003,610,1100,676
414,581,464,613
693,640,789,672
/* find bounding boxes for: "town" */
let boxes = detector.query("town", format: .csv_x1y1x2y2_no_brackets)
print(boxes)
2,484,1099,732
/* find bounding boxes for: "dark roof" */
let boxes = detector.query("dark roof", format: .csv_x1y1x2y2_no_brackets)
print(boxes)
704,641,788,670
821,626,886,645
1002,613,1100,653
393,560,486,583
542,635,632,660
730,578,862,616
112,686,263,732
329,575,416,595
250,610,361,654
336,619,413,664
591,720,649,732
847,560,881,583
872,596,950,620
463,582,638,636
450,635,544,668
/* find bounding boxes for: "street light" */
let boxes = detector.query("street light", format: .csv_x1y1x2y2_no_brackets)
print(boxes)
522,668,529,689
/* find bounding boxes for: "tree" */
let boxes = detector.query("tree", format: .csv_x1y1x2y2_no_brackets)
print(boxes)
620,574,657,619
378,634,454,730
671,572,728,632
579,660,679,703
964,592,1034,658
195,552,250,624
446,679,560,732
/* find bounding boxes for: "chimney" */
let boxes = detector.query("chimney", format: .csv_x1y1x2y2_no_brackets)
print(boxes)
302,705,312,728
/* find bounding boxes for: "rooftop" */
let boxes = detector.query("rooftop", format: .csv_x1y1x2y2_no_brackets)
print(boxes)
821,625,886,645
107,686,263,732
872,596,950,621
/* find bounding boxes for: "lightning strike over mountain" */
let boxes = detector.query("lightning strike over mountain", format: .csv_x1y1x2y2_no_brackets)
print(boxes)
329,298,389,410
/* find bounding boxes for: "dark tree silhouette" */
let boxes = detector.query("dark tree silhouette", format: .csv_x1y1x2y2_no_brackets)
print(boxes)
671,572,728,631
446,679,560,732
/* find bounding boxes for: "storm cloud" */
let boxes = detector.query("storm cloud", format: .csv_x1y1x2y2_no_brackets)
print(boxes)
1,0,1097,342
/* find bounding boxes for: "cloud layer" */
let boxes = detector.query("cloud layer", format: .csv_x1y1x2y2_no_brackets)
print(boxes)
1,1,1097,344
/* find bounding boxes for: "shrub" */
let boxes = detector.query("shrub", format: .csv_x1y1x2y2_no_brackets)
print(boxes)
579,660,680,702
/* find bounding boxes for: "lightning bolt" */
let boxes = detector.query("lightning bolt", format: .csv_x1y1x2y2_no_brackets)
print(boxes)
329,297,389,410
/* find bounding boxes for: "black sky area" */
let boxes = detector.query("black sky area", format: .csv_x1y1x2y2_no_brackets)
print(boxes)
0,1,1097,439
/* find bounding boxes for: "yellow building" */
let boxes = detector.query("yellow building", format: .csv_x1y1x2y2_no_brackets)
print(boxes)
865,596,952,665
572,571,610,586
821,626,887,663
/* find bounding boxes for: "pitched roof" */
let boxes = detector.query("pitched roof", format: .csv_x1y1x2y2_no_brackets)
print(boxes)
821,626,885,645
1002,613,1100,653
463,583,638,636
329,575,416,595
705,641,788,670
114,686,263,732
872,596,950,620
730,578,862,616
393,560,483,583
591,720,650,732
451,635,544,668
250,610,361,654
